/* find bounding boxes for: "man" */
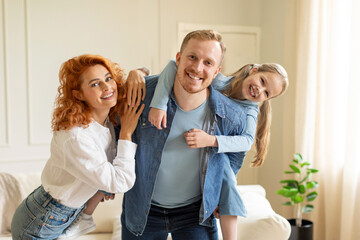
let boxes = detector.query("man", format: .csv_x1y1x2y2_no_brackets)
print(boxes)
121,30,247,239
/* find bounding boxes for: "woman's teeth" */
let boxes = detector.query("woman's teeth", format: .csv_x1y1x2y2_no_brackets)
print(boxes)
101,92,114,99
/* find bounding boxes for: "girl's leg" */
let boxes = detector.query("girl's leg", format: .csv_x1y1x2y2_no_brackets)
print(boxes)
217,161,247,240
82,191,106,215
219,215,237,240
58,191,106,239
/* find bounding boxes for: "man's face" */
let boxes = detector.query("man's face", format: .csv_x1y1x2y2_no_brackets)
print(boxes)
175,38,222,94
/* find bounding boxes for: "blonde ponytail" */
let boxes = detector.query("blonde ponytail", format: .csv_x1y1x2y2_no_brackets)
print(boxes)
251,100,272,167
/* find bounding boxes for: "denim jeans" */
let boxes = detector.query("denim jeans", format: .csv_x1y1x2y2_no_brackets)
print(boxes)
11,185,84,240
121,200,218,240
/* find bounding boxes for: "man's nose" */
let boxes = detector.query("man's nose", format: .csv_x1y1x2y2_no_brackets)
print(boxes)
193,61,203,72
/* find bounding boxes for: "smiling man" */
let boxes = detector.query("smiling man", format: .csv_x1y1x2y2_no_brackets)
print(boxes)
121,30,247,240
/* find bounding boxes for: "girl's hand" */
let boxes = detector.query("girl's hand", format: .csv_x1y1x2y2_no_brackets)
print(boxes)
149,108,167,130
126,70,146,107
184,129,218,148
119,103,145,141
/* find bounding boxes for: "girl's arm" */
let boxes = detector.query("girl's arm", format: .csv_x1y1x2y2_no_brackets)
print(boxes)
184,104,258,153
149,60,177,129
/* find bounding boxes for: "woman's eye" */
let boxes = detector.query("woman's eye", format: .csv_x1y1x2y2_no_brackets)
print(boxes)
91,82,99,87
105,77,113,82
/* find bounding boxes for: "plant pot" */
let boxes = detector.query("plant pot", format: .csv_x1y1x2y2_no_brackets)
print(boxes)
288,219,313,240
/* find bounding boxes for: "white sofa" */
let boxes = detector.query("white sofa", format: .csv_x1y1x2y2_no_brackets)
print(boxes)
0,172,290,240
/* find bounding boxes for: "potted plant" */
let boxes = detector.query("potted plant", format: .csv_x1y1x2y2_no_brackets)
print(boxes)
276,153,319,240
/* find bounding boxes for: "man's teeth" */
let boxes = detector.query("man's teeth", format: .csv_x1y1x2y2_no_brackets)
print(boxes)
101,92,114,99
188,73,201,80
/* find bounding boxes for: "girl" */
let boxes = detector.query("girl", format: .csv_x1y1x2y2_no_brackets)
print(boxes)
148,60,289,240
11,54,144,240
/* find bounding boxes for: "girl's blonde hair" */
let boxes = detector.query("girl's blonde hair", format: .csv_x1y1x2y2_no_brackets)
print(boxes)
225,63,289,167
51,54,126,131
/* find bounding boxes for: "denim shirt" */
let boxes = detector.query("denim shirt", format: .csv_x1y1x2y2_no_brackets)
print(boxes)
121,75,247,236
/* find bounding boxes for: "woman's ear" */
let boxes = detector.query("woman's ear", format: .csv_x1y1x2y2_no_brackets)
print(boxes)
72,90,84,101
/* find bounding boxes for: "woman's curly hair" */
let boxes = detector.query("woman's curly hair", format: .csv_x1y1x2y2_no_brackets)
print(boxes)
51,54,126,131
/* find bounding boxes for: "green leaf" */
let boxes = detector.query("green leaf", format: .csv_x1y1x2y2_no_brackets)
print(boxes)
301,162,310,167
290,165,300,173
277,188,298,197
307,168,319,173
306,191,318,201
282,201,293,206
284,171,296,174
294,153,303,162
291,194,303,203
302,204,314,213
292,159,299,164
299,184,306,194
306,181,318,189
280,180,298,184
300,174,310,184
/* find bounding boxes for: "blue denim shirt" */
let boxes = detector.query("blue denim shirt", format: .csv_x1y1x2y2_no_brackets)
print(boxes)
121,75,247,236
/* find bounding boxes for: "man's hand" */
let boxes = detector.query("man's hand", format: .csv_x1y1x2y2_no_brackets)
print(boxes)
149,108,167,130
184,129,218,148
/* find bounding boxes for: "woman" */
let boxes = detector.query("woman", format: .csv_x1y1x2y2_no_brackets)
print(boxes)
11,54,144,239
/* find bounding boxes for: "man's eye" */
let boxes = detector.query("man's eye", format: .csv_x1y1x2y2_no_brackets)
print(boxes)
261,78,265,84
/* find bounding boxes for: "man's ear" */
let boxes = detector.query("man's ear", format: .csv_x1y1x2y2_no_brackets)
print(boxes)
72,90,84,101
214,66,221,77
175,52,181,67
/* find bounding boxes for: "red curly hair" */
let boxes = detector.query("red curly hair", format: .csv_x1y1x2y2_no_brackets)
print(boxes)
51,54,126,131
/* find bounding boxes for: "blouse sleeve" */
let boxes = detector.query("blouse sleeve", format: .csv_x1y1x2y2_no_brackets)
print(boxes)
63,138,137,194
150,60,177,111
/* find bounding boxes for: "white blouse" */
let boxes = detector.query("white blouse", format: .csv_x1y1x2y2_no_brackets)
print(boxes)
41,119,136,208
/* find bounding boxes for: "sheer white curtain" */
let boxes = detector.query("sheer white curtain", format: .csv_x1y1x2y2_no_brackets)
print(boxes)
295,0,360,239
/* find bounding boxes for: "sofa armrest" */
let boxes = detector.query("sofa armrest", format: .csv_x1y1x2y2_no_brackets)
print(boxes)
234,185,291,240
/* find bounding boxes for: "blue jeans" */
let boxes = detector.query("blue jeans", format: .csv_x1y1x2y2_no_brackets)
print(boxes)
121,200,218,240
11,185,84,240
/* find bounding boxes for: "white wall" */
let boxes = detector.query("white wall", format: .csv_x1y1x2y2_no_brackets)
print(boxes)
0,0,296,217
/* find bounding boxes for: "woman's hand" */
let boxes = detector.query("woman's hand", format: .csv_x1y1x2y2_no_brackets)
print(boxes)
125,70,146,107
119,103,145,141
184,129,218,148
148,108,167,130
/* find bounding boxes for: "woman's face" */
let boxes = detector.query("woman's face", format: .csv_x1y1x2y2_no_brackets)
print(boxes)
74,64,118,116
233,68,283,102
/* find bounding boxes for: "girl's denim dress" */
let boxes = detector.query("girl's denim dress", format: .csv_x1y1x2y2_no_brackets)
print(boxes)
11,185,84,239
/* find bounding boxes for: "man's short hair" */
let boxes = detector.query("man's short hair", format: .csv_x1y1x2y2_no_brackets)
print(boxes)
179,30,226,64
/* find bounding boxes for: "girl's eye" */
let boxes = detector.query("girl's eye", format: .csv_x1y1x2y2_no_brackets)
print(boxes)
265,91,269,97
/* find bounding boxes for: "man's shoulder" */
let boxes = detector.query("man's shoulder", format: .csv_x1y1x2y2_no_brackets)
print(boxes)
145,75,159,89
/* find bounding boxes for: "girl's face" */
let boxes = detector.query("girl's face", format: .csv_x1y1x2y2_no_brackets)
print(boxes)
74,64,118,119
233,68,283,102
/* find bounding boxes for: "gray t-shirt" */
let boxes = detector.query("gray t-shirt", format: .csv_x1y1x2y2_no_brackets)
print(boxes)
151,99,209,208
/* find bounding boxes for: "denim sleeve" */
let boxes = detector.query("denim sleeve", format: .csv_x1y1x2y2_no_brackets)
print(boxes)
149,60,177,111
216,104,258,153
